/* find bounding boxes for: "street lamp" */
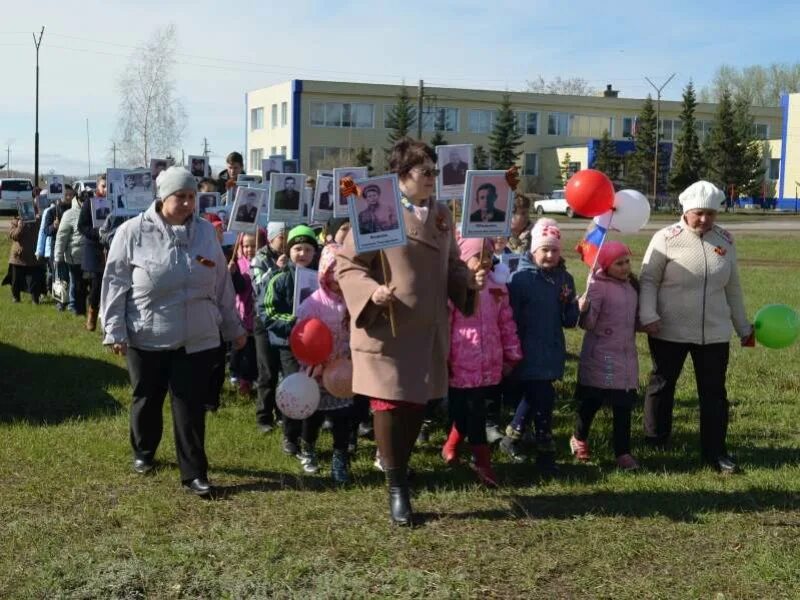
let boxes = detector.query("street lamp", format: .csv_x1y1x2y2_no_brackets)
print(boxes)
32,27,45,187
645,73,676,208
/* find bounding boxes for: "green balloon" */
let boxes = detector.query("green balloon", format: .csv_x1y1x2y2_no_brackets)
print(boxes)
754,304,800,349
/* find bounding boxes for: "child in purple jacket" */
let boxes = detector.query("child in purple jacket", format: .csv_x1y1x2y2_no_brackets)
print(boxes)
571,241,641,470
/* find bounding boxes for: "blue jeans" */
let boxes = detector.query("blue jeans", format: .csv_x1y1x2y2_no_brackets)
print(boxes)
507,380,555,438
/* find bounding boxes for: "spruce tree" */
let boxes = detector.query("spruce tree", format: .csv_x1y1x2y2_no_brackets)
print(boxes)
474,145,489,169
626,95,657,195
385,86,417,147
354,146,374,174
488,94,523,169
592,129,620,181
556,152,572,187
430,110,448,148
669,81,704,194
703,88,740,199
733,95,766,198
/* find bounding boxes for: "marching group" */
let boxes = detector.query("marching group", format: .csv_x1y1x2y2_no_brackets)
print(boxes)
6,139,753,526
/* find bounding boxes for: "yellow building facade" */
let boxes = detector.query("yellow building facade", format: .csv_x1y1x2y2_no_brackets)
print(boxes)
245,79,784,197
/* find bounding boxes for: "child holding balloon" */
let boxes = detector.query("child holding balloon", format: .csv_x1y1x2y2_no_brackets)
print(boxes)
295,243,354,484
570,241,641,470
443,235,522,486
260,225,320,467
500,220,580,474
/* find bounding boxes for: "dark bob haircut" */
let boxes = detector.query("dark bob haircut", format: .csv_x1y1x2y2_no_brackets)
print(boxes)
388,137,436,179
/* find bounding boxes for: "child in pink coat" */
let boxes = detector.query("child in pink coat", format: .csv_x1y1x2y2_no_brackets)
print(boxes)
295,243,354,484
443,235,523,486
571,241,641,470
229,231,262,395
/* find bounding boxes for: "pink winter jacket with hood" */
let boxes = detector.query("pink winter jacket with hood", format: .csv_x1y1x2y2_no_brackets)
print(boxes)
448,236,522,389
578,268,640,391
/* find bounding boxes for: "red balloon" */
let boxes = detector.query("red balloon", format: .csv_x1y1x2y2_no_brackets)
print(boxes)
565,169,615,217
290,318,333,366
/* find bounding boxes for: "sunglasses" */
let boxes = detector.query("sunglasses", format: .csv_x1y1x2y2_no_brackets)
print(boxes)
414,166,440,177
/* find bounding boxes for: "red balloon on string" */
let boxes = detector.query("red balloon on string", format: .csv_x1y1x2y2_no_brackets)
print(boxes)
290,318,333,366
565,169,615,217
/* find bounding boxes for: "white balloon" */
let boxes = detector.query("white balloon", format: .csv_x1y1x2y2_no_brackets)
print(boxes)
277,373,320,420
593,189,651,233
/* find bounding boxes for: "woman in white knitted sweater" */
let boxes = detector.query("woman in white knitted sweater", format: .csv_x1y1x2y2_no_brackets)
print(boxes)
639,181,753,474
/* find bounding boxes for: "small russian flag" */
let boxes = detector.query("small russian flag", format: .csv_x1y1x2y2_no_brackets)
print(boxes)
575,224,607,268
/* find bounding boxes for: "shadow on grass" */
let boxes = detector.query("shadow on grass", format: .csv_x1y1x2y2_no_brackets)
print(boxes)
0,341,127,424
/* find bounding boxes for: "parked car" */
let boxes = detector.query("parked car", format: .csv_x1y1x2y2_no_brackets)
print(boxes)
0,178,34,211
72,179,97,195
534,189,576,218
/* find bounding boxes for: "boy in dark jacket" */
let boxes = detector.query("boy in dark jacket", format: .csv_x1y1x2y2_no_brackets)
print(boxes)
500,220,580,475
260,225,318,457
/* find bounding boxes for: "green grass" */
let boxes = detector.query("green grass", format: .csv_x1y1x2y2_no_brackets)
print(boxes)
1,233,799,598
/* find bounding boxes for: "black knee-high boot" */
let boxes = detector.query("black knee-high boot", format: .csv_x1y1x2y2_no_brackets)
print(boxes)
374,410,415,526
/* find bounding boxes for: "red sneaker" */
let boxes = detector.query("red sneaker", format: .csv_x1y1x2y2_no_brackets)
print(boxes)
569,435,591,462
616,454,640,471
238,380,253,396
441,425,463,466
470,444,499,488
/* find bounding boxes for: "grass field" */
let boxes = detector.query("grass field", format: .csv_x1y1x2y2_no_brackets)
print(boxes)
1,229,799,599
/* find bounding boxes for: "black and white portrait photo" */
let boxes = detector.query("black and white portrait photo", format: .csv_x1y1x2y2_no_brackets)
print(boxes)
90,197,112,229
188,155,208,178
312,175,334,222
150,158,168,182
333,166,368,218
17,200,36,222
261,157,284,183
46,175,65,200
293,266,320,315
229,187,264,233
269,172,307,222
197,192,220,214
120,168,155,214
283,159,299,174
436,144,473,201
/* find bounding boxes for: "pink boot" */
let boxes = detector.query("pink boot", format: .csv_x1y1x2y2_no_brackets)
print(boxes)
441,426,463,466
471,444,499,488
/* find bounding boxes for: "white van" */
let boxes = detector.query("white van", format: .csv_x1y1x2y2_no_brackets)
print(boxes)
0,179,34,211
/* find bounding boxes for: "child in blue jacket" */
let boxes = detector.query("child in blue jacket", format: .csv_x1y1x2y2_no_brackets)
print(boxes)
501,220,580,475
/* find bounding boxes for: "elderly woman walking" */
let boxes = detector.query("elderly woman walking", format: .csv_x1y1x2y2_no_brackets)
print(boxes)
639,181,753,474
337,137,486,526
101,167,245,496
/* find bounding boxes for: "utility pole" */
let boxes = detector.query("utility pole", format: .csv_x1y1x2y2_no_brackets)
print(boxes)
86,118,92,177
203,137,210,158
33,26,45,187
645,73,676,204
416,79,424,140
6,146,10,177
111,142,117,168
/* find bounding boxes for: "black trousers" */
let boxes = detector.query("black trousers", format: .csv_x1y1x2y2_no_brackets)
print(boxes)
230,335,258,382
285,407,352,451
448,386,490,444
87,271,102,310
127,346,216,482
644,337,730,460
10,265,45,301
574,385,636,457
253,318,281,426
68,263,87,315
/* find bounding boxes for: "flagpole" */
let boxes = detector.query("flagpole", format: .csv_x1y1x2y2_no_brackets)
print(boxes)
584,211,614,295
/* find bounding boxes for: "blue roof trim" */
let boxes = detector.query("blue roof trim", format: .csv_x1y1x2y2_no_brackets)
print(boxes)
778,94,789,205
292,80,303,166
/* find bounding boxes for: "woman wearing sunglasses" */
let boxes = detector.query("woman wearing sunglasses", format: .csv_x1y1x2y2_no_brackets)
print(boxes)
337,137,487,526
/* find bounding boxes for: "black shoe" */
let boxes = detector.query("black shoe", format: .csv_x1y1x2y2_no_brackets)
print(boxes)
358,422,374,439
282,438,299,456
711,455,739,474
258,422,274,433
132,458,154,474
416,422,430,445
386,468,412,526
183,478,212,496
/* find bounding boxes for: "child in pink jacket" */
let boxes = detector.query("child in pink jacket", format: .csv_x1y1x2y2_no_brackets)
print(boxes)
229,231,262,396
571,241,641,470
443,236,523,486
295,243,354,484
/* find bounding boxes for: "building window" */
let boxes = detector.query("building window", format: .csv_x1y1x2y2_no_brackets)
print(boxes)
548,112,571,136
308,146,357,171
515,111,539,135
271,104,278,128
420,107,459,132
281,102,288,127
468,110,495,133
622,117,636,138
523,153,538,176
280,146,287,157
755,123,769,139
311,102,375,128
250,107,264,131
769,158,781,180
250,148,263,170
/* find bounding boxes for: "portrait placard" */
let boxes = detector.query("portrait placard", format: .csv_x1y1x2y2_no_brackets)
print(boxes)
119,168,155,215
237,174,259,186
106,168,126,214
460,170,513,239
45,174,65,200
196,192,220,215
436,144,473,201
149,158,169,183
293,266,320,315
188,155,208,179
283,159,299,173
500,252,523,274
204,205,231,228
228,186,264,233
269,172,307,224
348,174,407,254
312,175,334,224
333,167,369,217
90,196,112,229
303,186,313,220
261,157,284,182
17,199,36,223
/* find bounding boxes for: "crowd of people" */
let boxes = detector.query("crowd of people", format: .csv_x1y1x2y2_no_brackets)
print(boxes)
5,141,754,526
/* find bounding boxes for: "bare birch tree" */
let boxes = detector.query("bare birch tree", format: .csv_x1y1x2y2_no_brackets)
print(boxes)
114,25,186,167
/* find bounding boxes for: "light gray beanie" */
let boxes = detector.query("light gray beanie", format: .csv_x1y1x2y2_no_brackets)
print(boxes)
156,166,197,200
267,221,287,242
679,181,725,213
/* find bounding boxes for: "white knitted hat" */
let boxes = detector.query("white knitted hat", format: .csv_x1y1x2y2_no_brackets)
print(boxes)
679,181,724,213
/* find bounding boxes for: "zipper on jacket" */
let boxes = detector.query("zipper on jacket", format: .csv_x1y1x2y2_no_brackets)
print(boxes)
700,234,708,345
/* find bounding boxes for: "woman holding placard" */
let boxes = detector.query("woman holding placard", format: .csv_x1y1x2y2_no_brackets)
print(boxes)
337,138,486,526
639,181,753,474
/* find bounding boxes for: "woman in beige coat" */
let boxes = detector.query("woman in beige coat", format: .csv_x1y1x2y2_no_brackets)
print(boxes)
337,138,486,525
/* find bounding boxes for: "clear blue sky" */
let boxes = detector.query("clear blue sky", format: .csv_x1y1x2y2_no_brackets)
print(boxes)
1,0,798,175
